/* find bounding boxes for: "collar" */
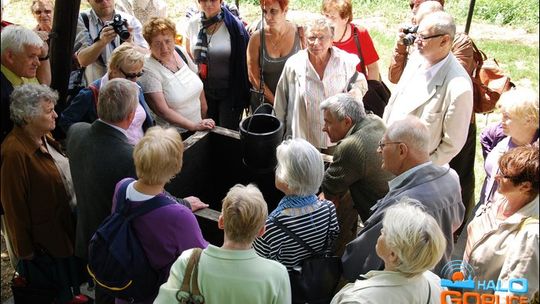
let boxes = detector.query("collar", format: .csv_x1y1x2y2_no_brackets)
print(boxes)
1,64,38,86
10,126,57,155
420,53,450,83
97,119,128,137
89,9,118,26
389,161,432,190
204,244,260,260
505,195,539,224
357,270,422,287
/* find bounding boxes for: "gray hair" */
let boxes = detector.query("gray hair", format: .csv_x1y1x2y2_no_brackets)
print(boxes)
415,1,444,23
275,138,324,195
304,17,334,38
320,93,366,124
10,84,58,126
420,11,455,40
386,116,430,154
382,197,446,277
1,25,44,54
97,78,139,123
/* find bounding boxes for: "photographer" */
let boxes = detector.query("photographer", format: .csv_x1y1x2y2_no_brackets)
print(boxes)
74,0,148,86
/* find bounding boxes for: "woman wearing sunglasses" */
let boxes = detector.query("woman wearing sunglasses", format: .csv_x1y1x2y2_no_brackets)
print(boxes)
59,43,154,145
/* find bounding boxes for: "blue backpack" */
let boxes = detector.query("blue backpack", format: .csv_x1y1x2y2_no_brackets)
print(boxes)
87,179,173,302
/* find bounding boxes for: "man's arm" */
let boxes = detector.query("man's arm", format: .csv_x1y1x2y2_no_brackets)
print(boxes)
388,29,409,84
322,144,364,205
76,25,116,67
341,220,385,281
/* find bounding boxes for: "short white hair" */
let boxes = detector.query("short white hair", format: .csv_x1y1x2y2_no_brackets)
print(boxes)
386,116,430,153
382,197,446,277
275,138,324,195
420,11,455,40
10,84,58,126
320,93,366,124
1,25,44,54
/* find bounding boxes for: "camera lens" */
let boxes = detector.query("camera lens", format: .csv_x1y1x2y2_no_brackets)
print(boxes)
402,34,416,46
118,30,131,40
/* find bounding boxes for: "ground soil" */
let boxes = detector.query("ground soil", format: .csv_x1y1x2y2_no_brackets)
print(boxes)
1,235,15,302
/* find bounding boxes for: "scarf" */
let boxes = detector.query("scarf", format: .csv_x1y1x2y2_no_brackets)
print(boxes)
193,9,225,64
269,194,318,219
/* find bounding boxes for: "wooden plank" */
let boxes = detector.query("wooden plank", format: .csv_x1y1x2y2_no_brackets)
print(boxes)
194,208,221,222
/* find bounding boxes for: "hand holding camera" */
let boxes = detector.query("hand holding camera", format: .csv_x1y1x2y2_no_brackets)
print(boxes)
400,24,418,46
99,14,131,43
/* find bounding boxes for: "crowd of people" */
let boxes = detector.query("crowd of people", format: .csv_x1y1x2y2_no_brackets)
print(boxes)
0,0,538,303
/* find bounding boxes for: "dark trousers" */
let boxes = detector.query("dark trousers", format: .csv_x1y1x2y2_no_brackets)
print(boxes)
449,122,477,239
205,87,244,131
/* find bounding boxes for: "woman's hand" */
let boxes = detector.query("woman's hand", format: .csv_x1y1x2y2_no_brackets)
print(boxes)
194,118,216,131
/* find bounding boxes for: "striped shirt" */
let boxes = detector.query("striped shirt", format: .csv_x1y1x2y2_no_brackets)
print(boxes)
253,200,339,270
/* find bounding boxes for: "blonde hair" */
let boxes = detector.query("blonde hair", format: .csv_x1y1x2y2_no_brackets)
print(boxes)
108,43,145,71
133,126,184,185
382,198,446,277
498,88,539,129
222,184,268,244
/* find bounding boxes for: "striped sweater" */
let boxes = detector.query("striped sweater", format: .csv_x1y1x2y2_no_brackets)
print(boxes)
253,200,339,270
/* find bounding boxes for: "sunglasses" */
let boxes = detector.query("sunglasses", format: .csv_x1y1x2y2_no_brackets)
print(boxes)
33,9,52,14
119,67,144,79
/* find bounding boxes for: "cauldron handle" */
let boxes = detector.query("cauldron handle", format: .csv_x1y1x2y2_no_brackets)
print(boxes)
247,103,276,132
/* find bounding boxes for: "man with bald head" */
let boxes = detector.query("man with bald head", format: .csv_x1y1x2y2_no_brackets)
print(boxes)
341,116,464,281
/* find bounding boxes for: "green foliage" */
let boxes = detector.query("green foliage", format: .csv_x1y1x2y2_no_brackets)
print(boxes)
473,0,539,29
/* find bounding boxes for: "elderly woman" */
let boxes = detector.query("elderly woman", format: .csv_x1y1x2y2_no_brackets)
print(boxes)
274,18,367,151
480,88,539,206
155,184,291,303
322,0,380,79
140,17,214,139
59,43,154,145
465,145,539,300
246,0,302,106
31,0,53,32
185,0,250,130
1,84,80,303
112,126,208,304
332,199,447,303
254,138,339,269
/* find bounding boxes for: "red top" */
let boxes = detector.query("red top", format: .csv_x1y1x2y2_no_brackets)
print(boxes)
1,20,14,31
333,23,379,76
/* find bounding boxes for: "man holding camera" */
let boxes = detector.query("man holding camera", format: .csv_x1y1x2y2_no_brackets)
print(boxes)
74,0,148,85
388,0,477,240
383,11,472,166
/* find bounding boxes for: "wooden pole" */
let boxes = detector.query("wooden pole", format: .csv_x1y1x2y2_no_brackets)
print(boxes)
49,0,81,113
464,0,476,34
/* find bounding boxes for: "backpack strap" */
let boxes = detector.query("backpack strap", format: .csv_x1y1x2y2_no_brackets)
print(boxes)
113,178,174,220
176,248,204,304
88,83,99,108
272,217,316,254
174,46,189,65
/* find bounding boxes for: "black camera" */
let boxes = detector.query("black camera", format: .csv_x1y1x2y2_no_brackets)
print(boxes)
401,25,418,46
108,14,130,41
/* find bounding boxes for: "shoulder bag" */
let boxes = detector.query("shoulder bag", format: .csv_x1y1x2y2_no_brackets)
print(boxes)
352,26,391,118
272,205,342,304
175,248,204,304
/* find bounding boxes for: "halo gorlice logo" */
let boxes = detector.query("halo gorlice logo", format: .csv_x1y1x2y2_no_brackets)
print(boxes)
439,260,530,304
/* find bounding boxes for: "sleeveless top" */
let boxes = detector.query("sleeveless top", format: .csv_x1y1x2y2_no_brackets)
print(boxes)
262,28,301,95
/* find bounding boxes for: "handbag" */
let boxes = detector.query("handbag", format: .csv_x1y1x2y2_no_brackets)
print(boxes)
272,206,342,304
352,26,390,118
175,248,204,304
11,259,59,304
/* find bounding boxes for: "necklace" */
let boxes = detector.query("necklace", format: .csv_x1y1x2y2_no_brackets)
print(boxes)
335,25,348,43
155,55,180,73
268,28,285,50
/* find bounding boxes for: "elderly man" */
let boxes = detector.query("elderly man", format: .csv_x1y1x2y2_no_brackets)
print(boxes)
74,0,148,85
341,116,464,281
389,0,477,239
383,11,473,167
320,93,392,254
1,25,50,143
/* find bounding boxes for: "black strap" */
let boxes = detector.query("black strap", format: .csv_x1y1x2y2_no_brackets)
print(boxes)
257,12,265,93
174,46,189,65
81,12,90,32
426,280,431,304
347,71,359,92
271,204,333,254
352,26,367,76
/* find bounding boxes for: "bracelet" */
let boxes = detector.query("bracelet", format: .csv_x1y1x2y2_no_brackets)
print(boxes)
39,55,49,61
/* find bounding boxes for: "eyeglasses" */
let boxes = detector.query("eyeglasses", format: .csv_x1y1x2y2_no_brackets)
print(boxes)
119,67,144,79
377,140,402,150
416,33,446,42
496,170,518,180
198,0,220,3
306,35,330,43
33,9,52,15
